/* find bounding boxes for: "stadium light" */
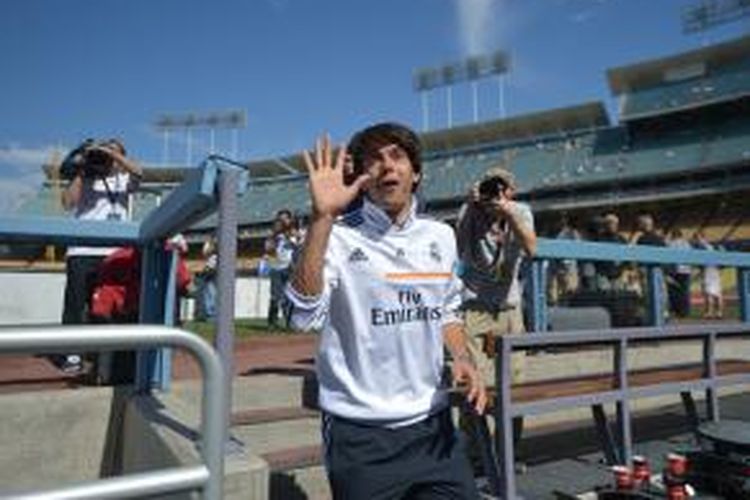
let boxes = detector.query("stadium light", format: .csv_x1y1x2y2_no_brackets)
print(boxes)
682,0,750,33
413,49,511,130
154,110,247,166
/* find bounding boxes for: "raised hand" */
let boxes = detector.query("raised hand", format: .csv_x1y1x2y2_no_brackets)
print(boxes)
302,134,371,219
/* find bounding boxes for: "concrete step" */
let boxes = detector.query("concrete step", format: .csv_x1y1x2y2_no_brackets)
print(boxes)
262,444,322,472
232,406,319,426
170,373,317,411
231,401,328,499
270,464,330,500
232,414,322,457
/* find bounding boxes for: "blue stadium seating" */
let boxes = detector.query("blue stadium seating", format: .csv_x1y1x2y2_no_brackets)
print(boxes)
622,60,750,119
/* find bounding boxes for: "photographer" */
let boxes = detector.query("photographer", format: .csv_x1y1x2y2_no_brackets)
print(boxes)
58,138,142,373
455,167,536,467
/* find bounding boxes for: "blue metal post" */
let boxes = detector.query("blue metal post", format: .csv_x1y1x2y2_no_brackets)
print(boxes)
215,166,240,443
154,248,181,392
530,259,548,332
646,266,665,327
495,336,516,499
738,268,750,323
703,333,719,422
136,242,170,392
615,338,632,465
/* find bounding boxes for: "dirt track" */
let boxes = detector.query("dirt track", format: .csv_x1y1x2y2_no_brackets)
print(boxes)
0,333,317,394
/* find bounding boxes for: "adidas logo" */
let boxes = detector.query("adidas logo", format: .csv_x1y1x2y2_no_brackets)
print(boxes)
429,242,442,262
348,248,368,263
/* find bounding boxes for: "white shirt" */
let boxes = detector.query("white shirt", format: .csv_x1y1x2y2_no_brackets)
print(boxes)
286,197,463,426
67,172,135,257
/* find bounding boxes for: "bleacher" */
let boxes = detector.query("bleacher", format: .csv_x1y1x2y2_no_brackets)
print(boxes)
608,34,750,121
13,188,64,218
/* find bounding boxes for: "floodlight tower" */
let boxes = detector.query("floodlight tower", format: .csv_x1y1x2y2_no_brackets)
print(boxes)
413,49,510,131
154,110,247,166
681,0,750,34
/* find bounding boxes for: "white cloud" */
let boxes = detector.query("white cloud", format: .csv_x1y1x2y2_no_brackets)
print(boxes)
0,144,61,176
564,0,613,24
571,10,595,23
0,144,62,214
264,0,290,13
457,0,497,56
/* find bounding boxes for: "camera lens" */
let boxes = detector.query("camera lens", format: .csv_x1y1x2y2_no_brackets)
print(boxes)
82,146,113,176
479,178,504,199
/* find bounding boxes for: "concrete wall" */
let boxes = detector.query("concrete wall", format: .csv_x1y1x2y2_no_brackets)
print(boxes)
0,272,66,324
0,386,269,499
0,386,117,495
0,272,271,325
121,391,269,500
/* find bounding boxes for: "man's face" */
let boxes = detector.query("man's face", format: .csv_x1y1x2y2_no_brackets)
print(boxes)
276,212,292,230
361,143,420,218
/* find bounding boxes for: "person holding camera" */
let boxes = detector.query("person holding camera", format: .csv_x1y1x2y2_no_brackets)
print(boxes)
58,138,142,373
265,209,300,329
455,167,536,465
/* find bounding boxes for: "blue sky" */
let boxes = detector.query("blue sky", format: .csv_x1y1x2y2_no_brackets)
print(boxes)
0,0,747,211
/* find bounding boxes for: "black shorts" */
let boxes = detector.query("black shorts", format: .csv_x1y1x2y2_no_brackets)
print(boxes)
322,408,478,500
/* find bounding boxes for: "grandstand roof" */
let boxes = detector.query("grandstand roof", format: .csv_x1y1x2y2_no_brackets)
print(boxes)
607,34,750,95
203,102,612,180
42,163,195,185
244,155,306,178
420,102,609,154
237,104,610,178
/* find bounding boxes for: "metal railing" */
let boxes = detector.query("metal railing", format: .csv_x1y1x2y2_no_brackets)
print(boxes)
529,237,750,331
491,323,750,499
0,325,226,500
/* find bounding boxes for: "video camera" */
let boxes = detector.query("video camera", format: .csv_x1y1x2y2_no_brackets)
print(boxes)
478,176,507,200
60,139,115,179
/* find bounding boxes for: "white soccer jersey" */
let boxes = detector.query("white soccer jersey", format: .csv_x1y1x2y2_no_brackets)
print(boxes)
286,197,463,426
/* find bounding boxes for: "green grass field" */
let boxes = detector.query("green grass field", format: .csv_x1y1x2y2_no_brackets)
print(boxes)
182,318,298,341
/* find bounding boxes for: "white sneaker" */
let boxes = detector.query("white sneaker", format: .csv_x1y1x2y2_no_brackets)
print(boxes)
61,355,82,374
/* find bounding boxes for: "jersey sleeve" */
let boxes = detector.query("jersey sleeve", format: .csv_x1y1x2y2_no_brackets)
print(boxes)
285,240,340,332
441,229,464,327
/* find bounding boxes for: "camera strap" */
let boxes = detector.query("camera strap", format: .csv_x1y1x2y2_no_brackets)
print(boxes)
99,174,122,220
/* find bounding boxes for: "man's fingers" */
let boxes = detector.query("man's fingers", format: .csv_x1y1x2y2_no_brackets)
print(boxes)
323,134,331,168
348,173,371,195
334,143,347,171
302,150,315,173
315,137,323,169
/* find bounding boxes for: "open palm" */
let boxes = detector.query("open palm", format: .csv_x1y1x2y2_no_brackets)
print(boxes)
303,135,370,218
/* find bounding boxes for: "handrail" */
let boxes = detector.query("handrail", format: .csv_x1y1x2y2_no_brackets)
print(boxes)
0,325,226,500
536,237,750,267
529,237,750,329
505,323,749,347
492,323,750,499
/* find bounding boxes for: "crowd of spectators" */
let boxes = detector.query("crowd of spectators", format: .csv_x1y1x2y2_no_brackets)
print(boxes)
547,210,726,321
